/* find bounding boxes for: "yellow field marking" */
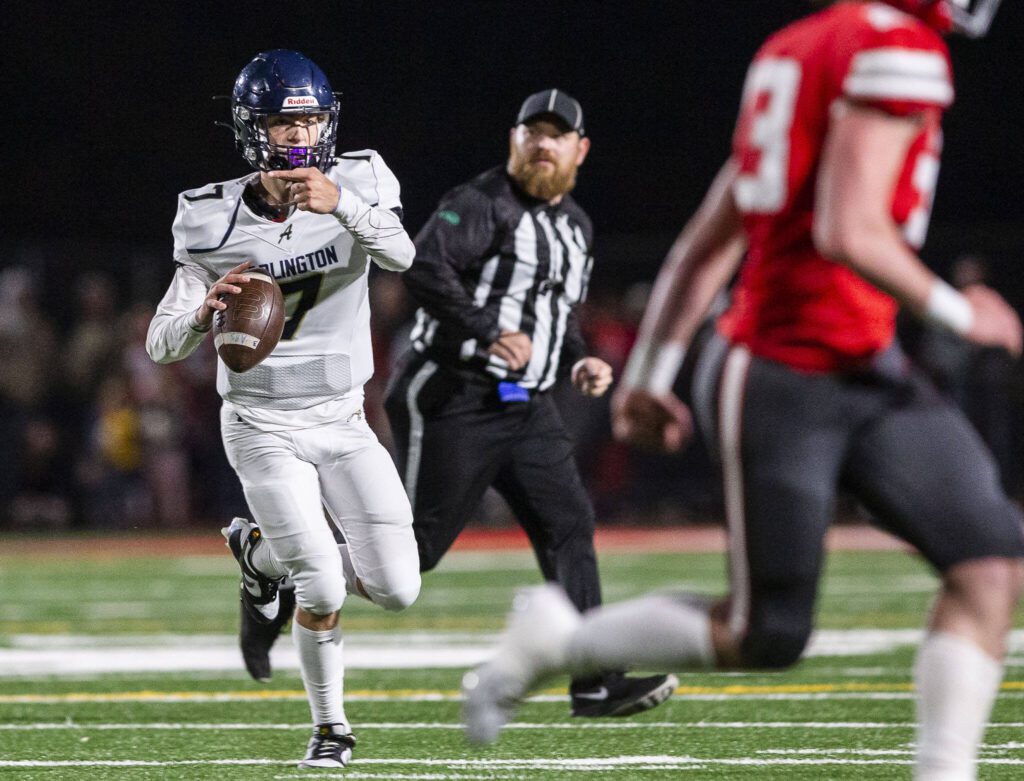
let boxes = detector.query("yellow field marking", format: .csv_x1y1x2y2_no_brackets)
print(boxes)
1,681,1021,704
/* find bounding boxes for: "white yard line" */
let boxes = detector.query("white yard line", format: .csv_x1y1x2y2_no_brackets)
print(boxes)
1,629,1021,677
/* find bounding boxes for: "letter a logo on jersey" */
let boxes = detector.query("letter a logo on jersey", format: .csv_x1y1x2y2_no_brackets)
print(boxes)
278,224,293,244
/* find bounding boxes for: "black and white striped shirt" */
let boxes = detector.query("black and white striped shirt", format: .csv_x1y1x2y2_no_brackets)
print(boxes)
405,166,594,392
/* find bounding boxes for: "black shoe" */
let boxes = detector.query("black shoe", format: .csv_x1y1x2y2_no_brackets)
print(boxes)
240,585,295,682
570,671,678,718
298,724,356,769
221,517,284,626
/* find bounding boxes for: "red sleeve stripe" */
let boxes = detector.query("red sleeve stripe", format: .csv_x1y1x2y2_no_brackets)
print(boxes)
844,48,953,106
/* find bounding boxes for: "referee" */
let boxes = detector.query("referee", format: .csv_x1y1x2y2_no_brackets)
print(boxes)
385,89,676,718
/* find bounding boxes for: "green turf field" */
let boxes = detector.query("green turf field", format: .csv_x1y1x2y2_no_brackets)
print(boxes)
0,543,1021,779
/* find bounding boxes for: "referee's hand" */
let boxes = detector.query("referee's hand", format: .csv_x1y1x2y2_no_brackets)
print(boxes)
571,357,613,397
611,387,693,453
488,331,532,370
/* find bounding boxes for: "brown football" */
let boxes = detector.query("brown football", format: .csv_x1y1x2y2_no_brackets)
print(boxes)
213,270,285,373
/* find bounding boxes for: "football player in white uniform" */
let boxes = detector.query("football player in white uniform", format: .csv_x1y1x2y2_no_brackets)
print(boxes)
146,49,421,769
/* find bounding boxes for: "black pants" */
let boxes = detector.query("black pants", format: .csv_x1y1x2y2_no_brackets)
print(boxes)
384,351,602,613
691,332,1024,668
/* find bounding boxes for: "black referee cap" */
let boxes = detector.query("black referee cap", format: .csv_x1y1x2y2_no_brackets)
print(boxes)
516,89,585,136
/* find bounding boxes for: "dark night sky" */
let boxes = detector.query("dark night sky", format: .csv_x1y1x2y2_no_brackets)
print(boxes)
6,1,1024,293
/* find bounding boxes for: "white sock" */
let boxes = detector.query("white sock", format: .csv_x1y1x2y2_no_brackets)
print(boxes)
567,594,715,675
914,632,1003,781
292,621,348,729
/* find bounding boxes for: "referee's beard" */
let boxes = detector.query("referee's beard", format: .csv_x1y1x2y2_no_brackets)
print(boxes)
507,147,579,202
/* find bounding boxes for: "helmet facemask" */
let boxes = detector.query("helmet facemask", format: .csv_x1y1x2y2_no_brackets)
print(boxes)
946,0,1003,37
233,102,340,173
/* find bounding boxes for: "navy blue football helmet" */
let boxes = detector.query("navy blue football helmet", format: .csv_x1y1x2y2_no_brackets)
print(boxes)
230,50,340,172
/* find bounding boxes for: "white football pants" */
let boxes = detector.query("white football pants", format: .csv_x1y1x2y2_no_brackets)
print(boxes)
221,405,421,616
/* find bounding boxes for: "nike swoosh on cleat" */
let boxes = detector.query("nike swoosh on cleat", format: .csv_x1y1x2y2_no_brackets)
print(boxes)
572,686,609,701
242,573,260,593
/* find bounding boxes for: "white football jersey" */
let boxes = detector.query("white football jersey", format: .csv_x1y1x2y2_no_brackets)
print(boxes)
147,151,414,423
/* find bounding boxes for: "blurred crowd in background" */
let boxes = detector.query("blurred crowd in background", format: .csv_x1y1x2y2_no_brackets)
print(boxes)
2,251,1022,533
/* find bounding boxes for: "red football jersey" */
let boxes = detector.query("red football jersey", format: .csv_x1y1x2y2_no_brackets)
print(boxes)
718,1,954,371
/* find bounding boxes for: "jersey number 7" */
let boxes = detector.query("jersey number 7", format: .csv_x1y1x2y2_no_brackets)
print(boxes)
279,275,324,340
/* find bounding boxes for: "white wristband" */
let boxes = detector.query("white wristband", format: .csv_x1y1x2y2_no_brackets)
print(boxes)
622,340,686,395
925,279,974,336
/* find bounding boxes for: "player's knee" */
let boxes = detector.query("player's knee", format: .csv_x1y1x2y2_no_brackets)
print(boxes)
945,556,1024,610
378,579,421,612
298,591,346,616
293,572,346,616
981,557,1024,600
556,506,597,544
366,572,421,612
741,620,812,669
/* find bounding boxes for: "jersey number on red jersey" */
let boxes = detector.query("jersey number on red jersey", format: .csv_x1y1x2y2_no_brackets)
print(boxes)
735,56,941,247
735,58,801,215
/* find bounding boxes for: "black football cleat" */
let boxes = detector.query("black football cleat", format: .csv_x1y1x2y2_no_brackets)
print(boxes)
299,724,356,769
221,517,284,626
570,671,678,718
240,584,295,682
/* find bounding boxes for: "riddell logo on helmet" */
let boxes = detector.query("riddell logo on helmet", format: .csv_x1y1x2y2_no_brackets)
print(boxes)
283,96,318,108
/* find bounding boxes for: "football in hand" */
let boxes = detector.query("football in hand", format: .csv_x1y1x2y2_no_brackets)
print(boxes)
213,270,285,373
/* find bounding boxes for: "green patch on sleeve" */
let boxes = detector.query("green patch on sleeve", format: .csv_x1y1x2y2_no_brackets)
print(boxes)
438,210,461,226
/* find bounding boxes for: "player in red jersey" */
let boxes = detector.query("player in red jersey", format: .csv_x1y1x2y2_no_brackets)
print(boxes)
462,2,1023,777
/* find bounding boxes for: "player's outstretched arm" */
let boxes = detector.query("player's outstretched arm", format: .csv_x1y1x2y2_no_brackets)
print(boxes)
612,160,747,452
814,101,1021,356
